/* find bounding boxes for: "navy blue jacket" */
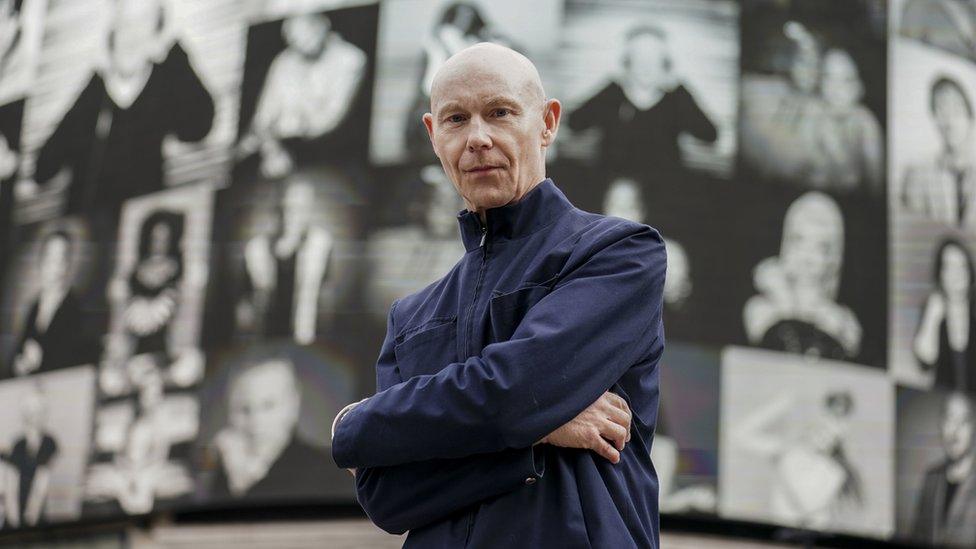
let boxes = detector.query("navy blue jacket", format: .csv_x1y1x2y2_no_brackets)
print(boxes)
332,179,666,548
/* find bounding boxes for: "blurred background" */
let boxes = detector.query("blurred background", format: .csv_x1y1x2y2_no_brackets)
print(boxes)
0,0,968,547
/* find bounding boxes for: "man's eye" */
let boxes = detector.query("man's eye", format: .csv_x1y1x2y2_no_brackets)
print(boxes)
493,108,510,117
449,114,466,123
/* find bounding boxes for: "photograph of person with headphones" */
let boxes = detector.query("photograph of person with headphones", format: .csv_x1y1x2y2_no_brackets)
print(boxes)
557,0,739,185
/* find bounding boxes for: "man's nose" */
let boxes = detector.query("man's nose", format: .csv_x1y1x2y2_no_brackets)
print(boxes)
466,118,492,151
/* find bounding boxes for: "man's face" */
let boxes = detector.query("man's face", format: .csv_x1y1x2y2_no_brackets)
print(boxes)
942,394,975,461
424,62,557,214
228,361,300,450
933,84,974,152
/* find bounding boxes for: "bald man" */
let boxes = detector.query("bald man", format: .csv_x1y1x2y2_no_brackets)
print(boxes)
332,43,666,548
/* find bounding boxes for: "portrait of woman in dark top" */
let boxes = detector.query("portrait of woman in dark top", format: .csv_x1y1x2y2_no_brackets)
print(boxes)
914,237,976,392
567,24,718,181
9,229,93,377
29,0,214,212
122,210,184,358
3,383,58,528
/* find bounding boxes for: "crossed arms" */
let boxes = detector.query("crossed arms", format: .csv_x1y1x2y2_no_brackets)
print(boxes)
331,222,666,534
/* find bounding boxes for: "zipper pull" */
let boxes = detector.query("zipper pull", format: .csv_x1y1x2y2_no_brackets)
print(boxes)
479,225,487,247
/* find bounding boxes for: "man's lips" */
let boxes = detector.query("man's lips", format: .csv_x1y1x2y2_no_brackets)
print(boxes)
464,166,501,174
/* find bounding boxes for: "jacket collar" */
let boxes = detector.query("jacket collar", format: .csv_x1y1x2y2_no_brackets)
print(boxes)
456,178,573,252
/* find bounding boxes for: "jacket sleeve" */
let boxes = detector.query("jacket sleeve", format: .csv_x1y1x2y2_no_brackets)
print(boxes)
341,300,546,535
333,221,666,469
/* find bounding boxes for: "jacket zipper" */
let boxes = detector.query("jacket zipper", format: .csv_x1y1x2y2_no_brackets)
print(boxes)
464,222,490,358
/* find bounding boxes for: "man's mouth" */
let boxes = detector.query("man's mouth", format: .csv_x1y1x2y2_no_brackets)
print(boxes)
465,165,500,174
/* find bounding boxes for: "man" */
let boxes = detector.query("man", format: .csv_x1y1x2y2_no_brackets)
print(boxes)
912,392,976,546
237,12,366,179
901,76,976,227
28,0,214,212
332,43,666,548
211,354,347,501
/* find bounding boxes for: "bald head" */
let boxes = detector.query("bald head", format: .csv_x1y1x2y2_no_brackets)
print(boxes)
430,42,546,114
422,42,561,219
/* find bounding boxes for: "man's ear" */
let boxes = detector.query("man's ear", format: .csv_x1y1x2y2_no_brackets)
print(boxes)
542,99,562,147
423,112,437,154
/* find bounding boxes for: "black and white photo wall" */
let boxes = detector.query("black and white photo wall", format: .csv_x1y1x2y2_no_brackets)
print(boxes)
0,1,970,547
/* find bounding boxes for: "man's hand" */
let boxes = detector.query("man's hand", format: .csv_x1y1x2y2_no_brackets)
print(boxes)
538,391,632,464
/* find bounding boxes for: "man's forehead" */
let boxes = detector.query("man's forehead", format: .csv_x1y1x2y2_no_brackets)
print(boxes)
430,44,544,113
433,64,522,101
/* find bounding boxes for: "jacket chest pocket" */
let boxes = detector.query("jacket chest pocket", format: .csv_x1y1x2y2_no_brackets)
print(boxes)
394,317,458,379
488,284,551,343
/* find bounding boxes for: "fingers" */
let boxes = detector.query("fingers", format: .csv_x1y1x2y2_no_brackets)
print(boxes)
600,391,630,414
605,403,631,432
599,391,632,442
599,419,629,451
590,432,621,464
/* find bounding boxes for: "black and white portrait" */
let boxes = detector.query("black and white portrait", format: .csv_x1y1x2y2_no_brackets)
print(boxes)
18,0,215,213
898,75,976,226
912,238,976,392
196,343,354,504
893,0,976,228
556,0,738,183
368,0,560,166
234,1,377,181
205,168,360,348
719,346,893,537
0,218,101,378
742,192,862,361
739,0,886,194
98,184,212,397
85,361,198,515
896,388,976,547
12,0,249,223
0,367,95,528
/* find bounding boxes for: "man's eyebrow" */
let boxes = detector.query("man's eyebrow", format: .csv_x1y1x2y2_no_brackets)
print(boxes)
435,101,466,117
483,96,521,108
435,96,522,117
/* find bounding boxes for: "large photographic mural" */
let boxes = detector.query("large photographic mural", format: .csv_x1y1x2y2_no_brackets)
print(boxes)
0,0,970,546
